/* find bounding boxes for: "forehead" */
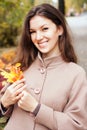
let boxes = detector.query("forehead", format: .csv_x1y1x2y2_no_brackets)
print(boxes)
30,15,53,29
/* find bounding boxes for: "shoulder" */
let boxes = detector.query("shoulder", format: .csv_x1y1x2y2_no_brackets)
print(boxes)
68,62,85,73
67,62,86,74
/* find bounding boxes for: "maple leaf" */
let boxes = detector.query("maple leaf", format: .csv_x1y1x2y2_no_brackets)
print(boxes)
0,63,24,83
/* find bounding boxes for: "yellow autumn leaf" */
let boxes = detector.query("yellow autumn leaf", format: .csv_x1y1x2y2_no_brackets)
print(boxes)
0,63,24,83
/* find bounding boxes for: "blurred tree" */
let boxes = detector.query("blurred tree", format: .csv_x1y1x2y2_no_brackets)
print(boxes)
34,0,51,5
58,0,65,15
65,0,87,15
0,0,34,47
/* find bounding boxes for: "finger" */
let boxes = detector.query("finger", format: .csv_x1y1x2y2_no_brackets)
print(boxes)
16,93,24,100
11,78,26,88
14,83,25,91
15,85,27,96
7,83,24,94
18,99,23,107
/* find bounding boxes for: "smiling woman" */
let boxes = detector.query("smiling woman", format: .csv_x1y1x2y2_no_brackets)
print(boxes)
0,3,87,130
29,15,63,58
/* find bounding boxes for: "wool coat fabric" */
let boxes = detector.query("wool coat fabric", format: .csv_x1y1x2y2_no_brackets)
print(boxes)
0,54,87,130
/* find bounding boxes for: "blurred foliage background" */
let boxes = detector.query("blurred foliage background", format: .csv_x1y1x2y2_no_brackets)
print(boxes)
0,0,87,48
0,0,34,47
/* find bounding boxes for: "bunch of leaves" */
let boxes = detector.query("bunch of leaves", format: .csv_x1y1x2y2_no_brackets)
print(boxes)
0,63,24,84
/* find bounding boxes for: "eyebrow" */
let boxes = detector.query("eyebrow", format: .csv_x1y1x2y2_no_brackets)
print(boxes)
30,24,48,31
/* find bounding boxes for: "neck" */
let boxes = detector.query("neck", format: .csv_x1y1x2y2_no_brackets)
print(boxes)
42,50,61,59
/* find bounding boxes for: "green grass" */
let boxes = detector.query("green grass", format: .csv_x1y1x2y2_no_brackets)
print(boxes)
0,117,7,130
0,117,8,129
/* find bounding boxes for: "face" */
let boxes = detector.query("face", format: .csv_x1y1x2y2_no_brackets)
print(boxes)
29,15,63,58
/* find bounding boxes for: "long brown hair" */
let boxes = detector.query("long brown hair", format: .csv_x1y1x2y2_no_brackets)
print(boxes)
14,3,77,70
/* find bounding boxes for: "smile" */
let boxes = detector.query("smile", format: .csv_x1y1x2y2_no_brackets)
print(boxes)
38,41,48,48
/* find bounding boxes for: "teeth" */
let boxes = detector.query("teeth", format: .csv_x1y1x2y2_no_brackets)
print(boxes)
39,41,48,44
39,42,45,44
38,41,47,48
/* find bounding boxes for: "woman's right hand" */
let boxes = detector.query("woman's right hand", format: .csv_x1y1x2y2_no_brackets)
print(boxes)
0,78,26,108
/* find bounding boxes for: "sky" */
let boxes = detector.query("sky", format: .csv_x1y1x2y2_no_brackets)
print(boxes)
52,0,57,3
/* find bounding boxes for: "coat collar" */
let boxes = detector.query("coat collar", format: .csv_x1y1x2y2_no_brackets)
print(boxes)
37,52,65,68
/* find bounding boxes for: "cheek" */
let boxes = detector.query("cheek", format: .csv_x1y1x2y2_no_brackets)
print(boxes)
31,35,35,43
53,31,59,39
47,29,58,38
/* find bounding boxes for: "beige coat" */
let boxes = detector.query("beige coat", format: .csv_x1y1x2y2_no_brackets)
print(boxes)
0,54,87,130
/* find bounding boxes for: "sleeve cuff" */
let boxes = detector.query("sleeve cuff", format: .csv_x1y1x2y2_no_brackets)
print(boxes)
0,102,9,116
1,103,8,112
0,102,13,117
32,103,41,116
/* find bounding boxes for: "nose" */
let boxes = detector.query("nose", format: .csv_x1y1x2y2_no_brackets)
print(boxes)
36,31,43,40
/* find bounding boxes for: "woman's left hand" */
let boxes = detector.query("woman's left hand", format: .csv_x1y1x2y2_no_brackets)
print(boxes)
18,90,38,112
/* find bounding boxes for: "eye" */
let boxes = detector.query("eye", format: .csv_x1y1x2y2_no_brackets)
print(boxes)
29,30,36,34
42,27,49,31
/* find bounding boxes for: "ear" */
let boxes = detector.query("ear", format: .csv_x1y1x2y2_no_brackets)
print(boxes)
57,25,63,36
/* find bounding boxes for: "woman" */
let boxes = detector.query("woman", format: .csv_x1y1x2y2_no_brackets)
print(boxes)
0,3,87,130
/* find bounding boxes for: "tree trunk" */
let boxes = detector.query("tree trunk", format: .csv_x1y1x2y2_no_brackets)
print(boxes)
58,0,65,15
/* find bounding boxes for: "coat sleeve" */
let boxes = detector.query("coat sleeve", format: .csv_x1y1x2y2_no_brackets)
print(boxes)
0,84,14,118
35,70,87,130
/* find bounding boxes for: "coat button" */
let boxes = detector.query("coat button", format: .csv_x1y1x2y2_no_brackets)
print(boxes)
40,68,46,74
34,88,40,94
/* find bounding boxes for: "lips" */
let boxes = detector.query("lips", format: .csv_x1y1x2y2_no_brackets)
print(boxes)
38,41,48,48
